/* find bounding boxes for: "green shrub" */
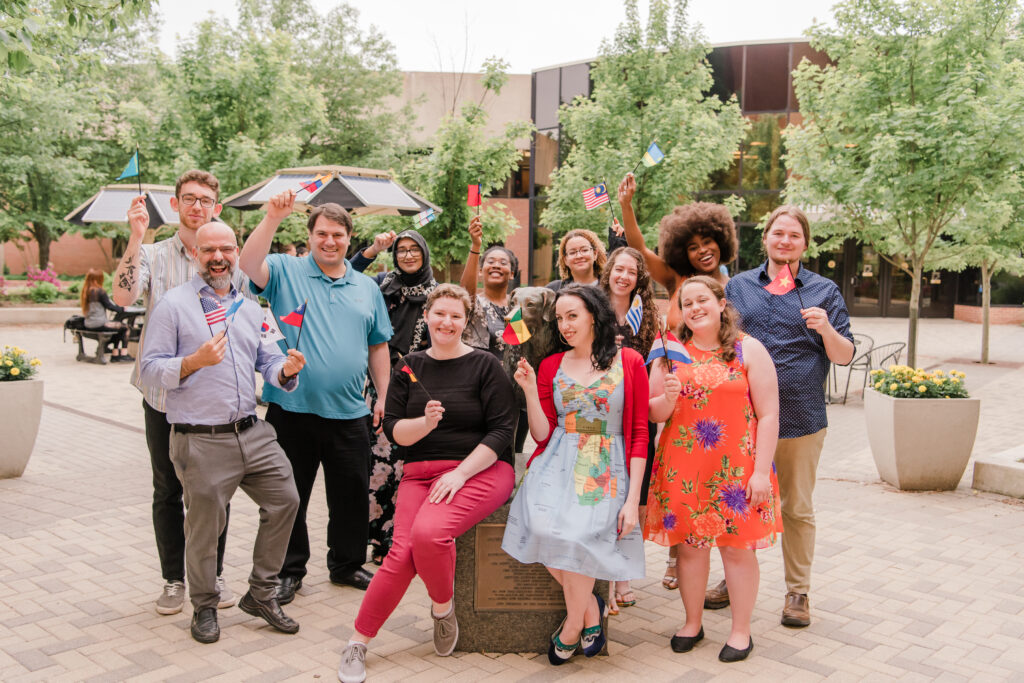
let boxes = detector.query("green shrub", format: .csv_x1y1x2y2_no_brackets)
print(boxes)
29,282,59,304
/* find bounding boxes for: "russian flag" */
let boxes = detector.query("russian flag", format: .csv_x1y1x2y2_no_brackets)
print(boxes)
646,330,691,365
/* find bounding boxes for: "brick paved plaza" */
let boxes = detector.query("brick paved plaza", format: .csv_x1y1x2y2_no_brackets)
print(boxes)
2,317,1023,681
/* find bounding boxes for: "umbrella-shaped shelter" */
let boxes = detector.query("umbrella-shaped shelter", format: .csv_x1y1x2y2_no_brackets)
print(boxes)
65,184,181,227
222,165,439,217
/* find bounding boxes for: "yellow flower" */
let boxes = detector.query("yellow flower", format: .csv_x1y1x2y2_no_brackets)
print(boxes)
9,368,19,376
870,369,883,376
950,377,959,383
934,378,943,385
30,358,41,366
4,360,11,367
933,370,944,376
875,381,883,389
918,385,927,393
912,375,924,383
890,383,899,391
902,382,911,388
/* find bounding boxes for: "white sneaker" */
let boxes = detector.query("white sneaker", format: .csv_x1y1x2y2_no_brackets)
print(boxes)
338,642,367,683
216,575,236,609
156,580,185,615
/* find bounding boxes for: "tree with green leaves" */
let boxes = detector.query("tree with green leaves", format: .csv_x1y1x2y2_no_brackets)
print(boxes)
541,0,745,243
784,0,1024,366
927,170,1024,363
398,58,533,274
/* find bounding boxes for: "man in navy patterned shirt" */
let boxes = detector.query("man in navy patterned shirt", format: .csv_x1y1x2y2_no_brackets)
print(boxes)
713,205,854,628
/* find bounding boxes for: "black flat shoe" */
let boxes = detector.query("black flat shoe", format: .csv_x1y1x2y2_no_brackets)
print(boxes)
670,626,704,653
718,637,753,662
275,576,302,605
330,567,373,591
190,607,219,644
238,590,299,634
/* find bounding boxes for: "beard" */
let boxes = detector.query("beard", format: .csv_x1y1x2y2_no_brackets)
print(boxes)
200,259,234,290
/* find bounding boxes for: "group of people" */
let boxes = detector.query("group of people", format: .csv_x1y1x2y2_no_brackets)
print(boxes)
113,168,853,682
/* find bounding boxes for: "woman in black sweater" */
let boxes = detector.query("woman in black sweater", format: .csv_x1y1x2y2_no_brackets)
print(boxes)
338,284,516,683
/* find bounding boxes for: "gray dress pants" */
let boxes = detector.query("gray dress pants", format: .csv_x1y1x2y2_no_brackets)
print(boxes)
169,419,299,610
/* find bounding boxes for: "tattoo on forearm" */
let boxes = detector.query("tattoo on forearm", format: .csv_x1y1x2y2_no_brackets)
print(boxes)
117,256,136,291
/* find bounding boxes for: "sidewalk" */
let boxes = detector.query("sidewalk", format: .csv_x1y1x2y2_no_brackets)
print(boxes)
1,317,1023,681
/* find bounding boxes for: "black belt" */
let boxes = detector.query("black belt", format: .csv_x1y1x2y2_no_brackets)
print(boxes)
173,415,257,435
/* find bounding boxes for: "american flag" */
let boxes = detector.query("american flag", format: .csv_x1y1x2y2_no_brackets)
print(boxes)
582,183,610,210
200,297,226,325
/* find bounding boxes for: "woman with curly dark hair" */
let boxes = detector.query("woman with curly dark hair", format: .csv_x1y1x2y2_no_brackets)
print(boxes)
546,229,608,291
503,285,648,666
616,173,737,330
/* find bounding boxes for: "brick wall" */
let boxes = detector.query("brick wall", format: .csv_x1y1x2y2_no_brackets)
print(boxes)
953,304,1024,325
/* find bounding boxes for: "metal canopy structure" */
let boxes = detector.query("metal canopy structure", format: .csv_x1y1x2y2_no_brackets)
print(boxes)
222,166,439,217
65,184,180,227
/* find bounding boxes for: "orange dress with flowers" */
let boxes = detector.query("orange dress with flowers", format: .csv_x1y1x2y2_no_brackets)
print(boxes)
644,334,782,550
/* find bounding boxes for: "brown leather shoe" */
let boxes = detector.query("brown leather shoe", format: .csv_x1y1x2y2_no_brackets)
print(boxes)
704,579,729,610
781,592,810,627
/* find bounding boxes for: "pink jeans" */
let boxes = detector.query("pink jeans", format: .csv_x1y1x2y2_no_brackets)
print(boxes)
354,459,514,638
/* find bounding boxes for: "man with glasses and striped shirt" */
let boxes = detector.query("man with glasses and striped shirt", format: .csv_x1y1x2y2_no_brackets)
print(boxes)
113,170,254,616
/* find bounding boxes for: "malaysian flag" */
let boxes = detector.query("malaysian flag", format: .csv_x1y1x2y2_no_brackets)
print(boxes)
200,296,226,325
582,183,610,210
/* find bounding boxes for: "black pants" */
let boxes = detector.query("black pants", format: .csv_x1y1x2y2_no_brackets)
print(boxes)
143,400,228,582
266,403,371,580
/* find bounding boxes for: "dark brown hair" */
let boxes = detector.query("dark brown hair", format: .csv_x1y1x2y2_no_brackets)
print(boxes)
599,247,657,357
658,202,737,277
175,170,220,199
307,202,353,235
556,229,607,281
675,275,742,363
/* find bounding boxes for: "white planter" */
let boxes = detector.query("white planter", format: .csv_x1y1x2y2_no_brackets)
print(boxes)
864,388,980,491
0,379,44,479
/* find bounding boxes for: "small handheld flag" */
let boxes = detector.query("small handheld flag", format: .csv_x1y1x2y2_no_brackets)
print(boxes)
223,297,244,323
402,363,434,400
764,262,797,296
582,183,610,210
199,296,226,326
467,184,482,207
625,294,643,335
280,302,306,327
502,306,531,345
646,329,692,367
298,173,330,194
260,308,285,346
116,150,139,180
641,141,665,167
414,207,436,228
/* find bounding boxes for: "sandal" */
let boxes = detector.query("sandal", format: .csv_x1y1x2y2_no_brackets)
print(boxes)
662,557,679,590
614,589,636,608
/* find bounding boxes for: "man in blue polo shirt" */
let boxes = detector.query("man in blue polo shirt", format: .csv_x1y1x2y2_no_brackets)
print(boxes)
239,192,392,603
712,205,854,629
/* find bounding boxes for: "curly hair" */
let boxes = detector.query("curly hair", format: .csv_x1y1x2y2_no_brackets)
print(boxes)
658,202,738,277
175,170,220,199
674,275,742,363
599,247,657,358
556,229,607,281
554,285,619,372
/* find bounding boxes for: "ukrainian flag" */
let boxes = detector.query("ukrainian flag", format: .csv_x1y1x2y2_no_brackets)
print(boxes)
641,141,665,167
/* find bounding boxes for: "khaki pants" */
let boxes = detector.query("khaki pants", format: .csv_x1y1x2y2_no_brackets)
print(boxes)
774,428,826,595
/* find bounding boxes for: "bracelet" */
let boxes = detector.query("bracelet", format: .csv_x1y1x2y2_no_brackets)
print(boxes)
469,250,480,255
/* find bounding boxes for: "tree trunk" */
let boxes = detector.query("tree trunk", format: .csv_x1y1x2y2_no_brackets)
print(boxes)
906,261,922,367
981,260,992,364
34,224,51,271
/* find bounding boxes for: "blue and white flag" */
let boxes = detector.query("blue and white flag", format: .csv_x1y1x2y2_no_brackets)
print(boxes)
414,207,436,228
646,330,692,365
625,294,643,335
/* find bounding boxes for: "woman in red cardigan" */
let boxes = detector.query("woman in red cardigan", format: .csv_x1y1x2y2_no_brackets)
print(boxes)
502,285,648,666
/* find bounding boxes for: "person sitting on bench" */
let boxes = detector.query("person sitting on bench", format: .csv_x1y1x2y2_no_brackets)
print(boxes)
81,268,132,362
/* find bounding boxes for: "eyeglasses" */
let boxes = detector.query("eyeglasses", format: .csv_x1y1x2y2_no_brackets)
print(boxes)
566,246,593,258
396,247,422,257
483,257,511,267
179,194,216,208
199,245,237,255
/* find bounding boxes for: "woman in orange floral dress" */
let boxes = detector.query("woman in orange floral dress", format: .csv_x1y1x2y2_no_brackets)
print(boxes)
646,275,782,663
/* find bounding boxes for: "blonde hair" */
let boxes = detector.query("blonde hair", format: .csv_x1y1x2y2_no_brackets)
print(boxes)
556,229,606,281
675,275,742,363
425,283,473,318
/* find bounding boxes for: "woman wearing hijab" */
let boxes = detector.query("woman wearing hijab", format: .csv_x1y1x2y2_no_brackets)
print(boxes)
352,229,439,564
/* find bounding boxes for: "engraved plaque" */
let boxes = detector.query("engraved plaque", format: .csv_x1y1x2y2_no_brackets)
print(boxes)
474,524,565,611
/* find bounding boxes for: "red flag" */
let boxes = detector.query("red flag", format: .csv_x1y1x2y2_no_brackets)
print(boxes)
401,364,419,383
280,302,306,326
764,262,797,295
467,184,482,207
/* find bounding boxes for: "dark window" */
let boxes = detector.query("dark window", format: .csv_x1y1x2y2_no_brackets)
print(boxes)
743,43,790,112
707,46,743,104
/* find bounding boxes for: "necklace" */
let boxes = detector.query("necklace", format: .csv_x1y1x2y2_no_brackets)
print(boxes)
691,337,721,352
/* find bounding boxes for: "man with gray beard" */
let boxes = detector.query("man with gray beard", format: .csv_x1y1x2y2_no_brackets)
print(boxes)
140,222,305,644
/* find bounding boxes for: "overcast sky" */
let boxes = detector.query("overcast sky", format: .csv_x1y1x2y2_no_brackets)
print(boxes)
155,0,836,73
